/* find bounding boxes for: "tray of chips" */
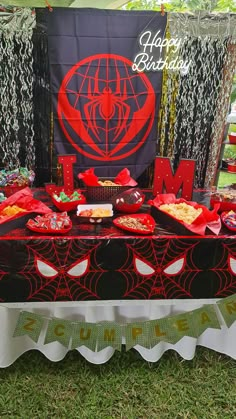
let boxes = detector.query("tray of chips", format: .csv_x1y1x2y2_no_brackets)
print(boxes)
150,194,221,236
76,204,113,223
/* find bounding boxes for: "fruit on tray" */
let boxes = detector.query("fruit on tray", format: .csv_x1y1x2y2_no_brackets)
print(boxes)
52,191,84,203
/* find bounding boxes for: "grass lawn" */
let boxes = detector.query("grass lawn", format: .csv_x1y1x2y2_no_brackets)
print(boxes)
218,171,236,188
0,348,235,418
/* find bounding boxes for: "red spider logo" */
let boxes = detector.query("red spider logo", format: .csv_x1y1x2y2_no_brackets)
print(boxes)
58,53,155,161
85,77,130,142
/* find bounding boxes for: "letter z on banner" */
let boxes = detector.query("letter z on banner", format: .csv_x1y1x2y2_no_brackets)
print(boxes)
46,8,167,179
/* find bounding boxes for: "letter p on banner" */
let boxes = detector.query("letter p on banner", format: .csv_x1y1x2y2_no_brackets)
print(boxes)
13,311,44,343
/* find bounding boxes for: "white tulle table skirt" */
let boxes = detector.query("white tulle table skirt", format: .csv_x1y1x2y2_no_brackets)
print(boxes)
1,299,235,367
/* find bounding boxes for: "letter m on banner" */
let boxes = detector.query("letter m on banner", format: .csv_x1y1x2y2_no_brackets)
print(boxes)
153,157,196,200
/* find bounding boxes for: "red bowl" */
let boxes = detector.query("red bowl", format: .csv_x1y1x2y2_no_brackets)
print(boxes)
210,198,236,212
228,164,236,173
112,188,145,213
51,195,86,212
228,133,236,144
221,211,236,232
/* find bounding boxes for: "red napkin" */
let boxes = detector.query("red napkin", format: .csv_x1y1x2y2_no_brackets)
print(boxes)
78,168,137,187
149,194,221,235
114,168,137,186
78,168,100,186
0,187,52,224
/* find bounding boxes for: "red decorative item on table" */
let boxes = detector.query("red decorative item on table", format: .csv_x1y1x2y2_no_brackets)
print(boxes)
78,168,137,202
112,188,145,213
210,188,236,212
221,211,236,232
113,214,155,234
27,212,72,234
149,194,221,236
50,190,86,211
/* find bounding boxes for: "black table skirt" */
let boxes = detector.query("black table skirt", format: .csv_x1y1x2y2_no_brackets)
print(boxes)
0,189,235,302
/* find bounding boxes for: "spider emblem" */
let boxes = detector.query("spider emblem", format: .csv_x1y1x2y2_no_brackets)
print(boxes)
57,53,155,161
85,76,130,142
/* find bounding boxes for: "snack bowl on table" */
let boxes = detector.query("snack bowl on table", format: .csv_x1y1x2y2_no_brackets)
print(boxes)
112,187,145,213
113,214,156,234
210,188,236,212
228,133,236,144
221,211,236,232
50,190,86,212
84,178,131,202
77,204,113,224
26,212,72,234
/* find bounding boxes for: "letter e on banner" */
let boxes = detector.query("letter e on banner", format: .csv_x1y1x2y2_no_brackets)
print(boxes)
153,157,196,200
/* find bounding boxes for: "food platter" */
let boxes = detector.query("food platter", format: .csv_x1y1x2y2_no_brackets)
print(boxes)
113,214,155,234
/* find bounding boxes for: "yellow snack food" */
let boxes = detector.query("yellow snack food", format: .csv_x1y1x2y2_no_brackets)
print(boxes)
98,180,118,186
91,208,112,217
159,203,202,224
1,205,26,217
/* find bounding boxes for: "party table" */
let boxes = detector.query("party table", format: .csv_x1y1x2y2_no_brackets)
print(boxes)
0,189,235,366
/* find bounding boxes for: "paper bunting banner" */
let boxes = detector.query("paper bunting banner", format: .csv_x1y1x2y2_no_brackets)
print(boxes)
13,311,44,343
149,317,170,348
192,305,221,336
44,318,73,347
125,321,151,351
11,293,236,351
217,294,236,328
96,322,123,352
71,322,98,352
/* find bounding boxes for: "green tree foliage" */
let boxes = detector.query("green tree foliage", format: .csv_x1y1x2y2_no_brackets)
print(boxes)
123,0,236,12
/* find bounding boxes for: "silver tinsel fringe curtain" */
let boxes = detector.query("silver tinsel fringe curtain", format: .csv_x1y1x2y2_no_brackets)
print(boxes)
166,13,236,188
0,8,35,170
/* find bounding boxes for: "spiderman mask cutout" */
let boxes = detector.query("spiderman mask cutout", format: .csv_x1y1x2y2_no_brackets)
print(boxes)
57,54,155,161
18,239,104,302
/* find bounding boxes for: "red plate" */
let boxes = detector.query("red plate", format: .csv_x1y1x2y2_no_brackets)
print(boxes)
26,220,72,234
113,214,155,234
221,211,236,232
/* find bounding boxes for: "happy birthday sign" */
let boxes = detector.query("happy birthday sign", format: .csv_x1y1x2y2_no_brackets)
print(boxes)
132,30,191,73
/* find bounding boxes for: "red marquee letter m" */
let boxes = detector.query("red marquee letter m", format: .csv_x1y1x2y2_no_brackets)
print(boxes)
153,157,196,200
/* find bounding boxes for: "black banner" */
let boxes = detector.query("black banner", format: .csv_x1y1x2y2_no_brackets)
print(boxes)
47,8,167,179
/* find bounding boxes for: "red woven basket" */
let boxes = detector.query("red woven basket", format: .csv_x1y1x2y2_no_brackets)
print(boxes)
84,179,132,202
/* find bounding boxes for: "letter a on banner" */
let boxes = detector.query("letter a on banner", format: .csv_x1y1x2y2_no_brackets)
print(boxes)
153,157,196,200
13,311,44,343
